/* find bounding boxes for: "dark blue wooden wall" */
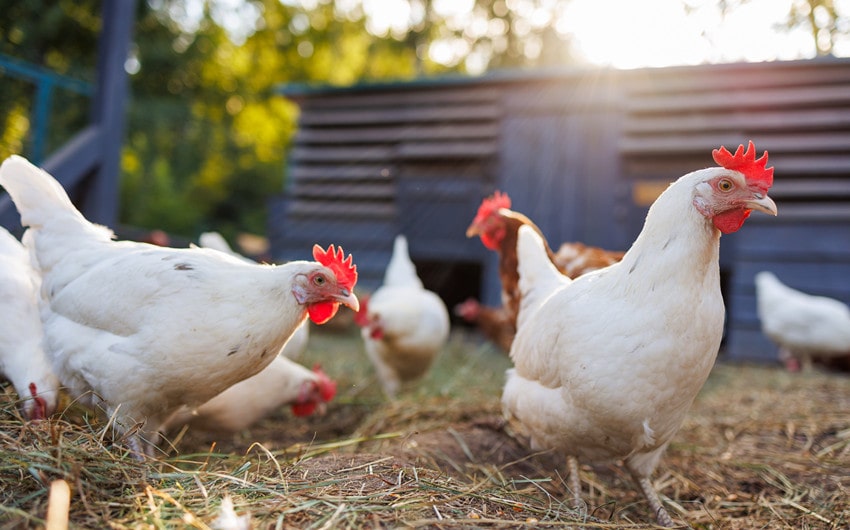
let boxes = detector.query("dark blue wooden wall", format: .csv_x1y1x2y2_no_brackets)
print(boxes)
272,58,850,362
485,71,626,304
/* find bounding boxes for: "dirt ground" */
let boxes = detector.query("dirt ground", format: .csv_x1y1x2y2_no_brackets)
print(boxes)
1,329,848,529
164,329,850,529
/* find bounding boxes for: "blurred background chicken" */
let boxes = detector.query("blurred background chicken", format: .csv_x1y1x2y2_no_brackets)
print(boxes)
0,155,359,457
502,142,777,527
0,226,59,421
461,191,624,350
354,235,450,398
162,360,336,433
755,271,850,372
453,299,514,352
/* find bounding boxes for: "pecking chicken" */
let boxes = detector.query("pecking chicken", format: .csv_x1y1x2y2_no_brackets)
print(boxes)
354,235,450,398
462,191,624,350
199,230,309,360
0,155,359,457
158,234,328,434
162,360,336,433
0,227,59,420
755,271,850,372
502,142,777,527
453,298,515,352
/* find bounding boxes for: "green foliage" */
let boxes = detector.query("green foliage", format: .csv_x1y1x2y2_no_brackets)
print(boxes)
0,0,98,160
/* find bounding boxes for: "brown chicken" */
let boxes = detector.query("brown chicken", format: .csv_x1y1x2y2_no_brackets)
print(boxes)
461,191,624,350
453,299,515,352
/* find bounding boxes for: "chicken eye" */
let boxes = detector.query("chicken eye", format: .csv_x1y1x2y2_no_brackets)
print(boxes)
718,179,734,192
313,275,326,286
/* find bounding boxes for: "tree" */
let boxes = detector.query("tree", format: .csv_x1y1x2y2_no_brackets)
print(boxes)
0,0,100,160
782,0,850,56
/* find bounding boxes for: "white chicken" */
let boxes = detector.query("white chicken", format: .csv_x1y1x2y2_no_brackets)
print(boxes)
198,231,309,360
502,142,777,527
0,155,359,457
755,271,850,371
0,227,59,420
354,235,450,398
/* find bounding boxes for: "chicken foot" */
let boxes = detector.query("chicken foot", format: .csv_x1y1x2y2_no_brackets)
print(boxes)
632,472,675,527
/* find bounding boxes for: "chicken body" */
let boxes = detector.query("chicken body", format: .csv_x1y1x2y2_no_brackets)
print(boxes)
464,192,624,350
756,271,850,370
357,235,450,398
199,231,309,360
0,155,358,456
502,143,777,526
0,227,59,420
552,241,625,279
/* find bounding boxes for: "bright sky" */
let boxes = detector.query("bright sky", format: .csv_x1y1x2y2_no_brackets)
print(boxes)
556,0,822,69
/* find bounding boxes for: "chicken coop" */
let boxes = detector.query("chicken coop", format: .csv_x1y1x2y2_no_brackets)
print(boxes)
270,57,850,363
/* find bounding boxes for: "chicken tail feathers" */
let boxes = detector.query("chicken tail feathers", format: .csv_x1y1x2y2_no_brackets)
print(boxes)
516,225,570,328
383,234,423,288
0,156,85,228
0,155,112,270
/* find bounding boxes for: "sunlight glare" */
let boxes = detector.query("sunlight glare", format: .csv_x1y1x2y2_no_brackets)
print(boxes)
557,0,817,69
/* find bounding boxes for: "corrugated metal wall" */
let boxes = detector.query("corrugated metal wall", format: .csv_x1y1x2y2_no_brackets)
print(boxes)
271,58,850,362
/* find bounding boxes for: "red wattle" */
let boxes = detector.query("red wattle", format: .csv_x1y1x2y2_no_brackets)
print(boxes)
291,402,317,417
481,233,500,250
308,302,340,324
713,209,751,234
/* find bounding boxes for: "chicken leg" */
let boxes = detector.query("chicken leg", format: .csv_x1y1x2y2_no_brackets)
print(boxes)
632,471,675,527
567,455,582,509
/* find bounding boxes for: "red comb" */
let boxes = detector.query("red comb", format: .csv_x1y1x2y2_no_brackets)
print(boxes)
712,141,774,193
312,364,337,402
312,244,358,291
473,191,512,224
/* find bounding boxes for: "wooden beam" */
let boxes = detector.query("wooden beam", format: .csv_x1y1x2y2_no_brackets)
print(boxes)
83,0,137,226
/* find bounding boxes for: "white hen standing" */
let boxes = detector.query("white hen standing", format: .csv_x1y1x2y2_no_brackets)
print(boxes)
755,271,850,371
0,155,359,457
355,235,450,398
503,142,777,527
0,227,59,420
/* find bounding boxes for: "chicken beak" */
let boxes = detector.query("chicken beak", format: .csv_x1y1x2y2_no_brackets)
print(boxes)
746,194,778,216
335,289,360,312
465,223,480,238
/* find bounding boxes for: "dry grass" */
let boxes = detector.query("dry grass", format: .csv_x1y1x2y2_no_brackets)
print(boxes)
1,327,848,529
